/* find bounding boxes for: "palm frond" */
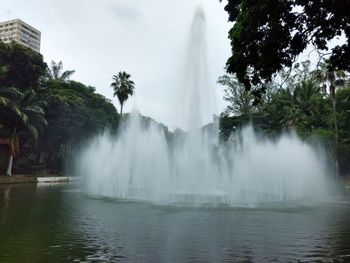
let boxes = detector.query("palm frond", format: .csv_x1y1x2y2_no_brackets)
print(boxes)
60,70,75,81
26,123,38,141
111,71,135,106
24,105,46,115
47,60,74,82
0,86,23,99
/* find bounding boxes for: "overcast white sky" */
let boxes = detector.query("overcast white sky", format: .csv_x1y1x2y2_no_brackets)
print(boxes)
0,0,231,128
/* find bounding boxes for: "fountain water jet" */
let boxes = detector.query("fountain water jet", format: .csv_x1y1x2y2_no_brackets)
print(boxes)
77,7,330,206
180,6,216,131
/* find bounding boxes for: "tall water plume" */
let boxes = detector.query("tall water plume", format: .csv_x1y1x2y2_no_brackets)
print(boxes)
77,7,331,206
180,7,216,131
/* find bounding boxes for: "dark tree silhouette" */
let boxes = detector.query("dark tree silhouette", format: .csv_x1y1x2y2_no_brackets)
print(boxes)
219,0,350,99
111,71,135,115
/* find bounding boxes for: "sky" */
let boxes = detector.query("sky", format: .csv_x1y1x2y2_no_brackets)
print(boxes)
0,0,232,129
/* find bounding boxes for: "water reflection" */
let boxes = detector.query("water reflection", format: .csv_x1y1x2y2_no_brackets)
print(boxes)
0,185,350,262
3,186,11,208
69,197,350,262
0,185,11,225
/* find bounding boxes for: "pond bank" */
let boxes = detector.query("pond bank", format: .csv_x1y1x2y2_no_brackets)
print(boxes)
0,175,72,184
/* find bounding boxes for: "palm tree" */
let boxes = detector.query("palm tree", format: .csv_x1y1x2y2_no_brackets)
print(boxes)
46,61,75,82
0,87,22,108
293,80,320,114
0,89,47,176
263,83,318,135
313,59,348,175
110,71,135,115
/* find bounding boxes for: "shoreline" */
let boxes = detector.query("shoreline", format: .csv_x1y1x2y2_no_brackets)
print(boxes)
0,175,73,184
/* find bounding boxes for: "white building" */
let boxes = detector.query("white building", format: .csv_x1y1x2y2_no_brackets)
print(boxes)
0,19,41,53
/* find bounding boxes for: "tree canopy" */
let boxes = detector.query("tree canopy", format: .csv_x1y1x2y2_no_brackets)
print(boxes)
46,60,75,82
0,41,120,174
220,0,350,98
111,71,135,115
218,61,350,174
0,41,46,91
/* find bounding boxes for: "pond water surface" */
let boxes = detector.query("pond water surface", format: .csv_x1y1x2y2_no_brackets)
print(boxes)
0,184,350,262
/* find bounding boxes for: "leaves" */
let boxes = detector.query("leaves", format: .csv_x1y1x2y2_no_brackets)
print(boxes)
218,74,256,117
0,41,120,173
46,60,75,82
111,71,135,114
219,0,350,95
0,41,47,91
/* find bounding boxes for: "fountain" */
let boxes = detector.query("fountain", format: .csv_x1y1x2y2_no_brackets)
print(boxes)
77,7,330,206
179,7,216,130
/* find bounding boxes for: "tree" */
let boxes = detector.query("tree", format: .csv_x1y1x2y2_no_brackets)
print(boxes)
261,78,331,138
313,59,348,173
0,67,22,108
0,41,47,175
110,71,135,115
0,41,121,175
218,74,257,117
219,0,350,97
337,87,350,174
0,41,47,91
46,61,75,82
39,80,119,172
0,89,47,176
0,86,22,110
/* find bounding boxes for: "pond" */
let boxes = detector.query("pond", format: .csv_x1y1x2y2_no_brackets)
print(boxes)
1,184,350,262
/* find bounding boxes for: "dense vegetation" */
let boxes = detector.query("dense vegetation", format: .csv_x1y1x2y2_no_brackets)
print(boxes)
0,41,119,175
218,61,350,175
218,0,350,175
219,0,350,100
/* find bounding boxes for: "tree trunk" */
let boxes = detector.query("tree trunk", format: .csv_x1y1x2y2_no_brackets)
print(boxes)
6,127,17,177
330,83,339,176
120,103,123,116
6,154,13,176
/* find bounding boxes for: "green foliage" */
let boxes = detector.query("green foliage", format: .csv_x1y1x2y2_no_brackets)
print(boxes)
38,80,119,172
263,80,331,136
218,74,256,117
0,87,47,175
0,41,46,91
337,88,350,173
0,41,120,174
219,0,350,97
111,71,135,115
219,60,350,175
0,88,47,144
46,61,75,82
